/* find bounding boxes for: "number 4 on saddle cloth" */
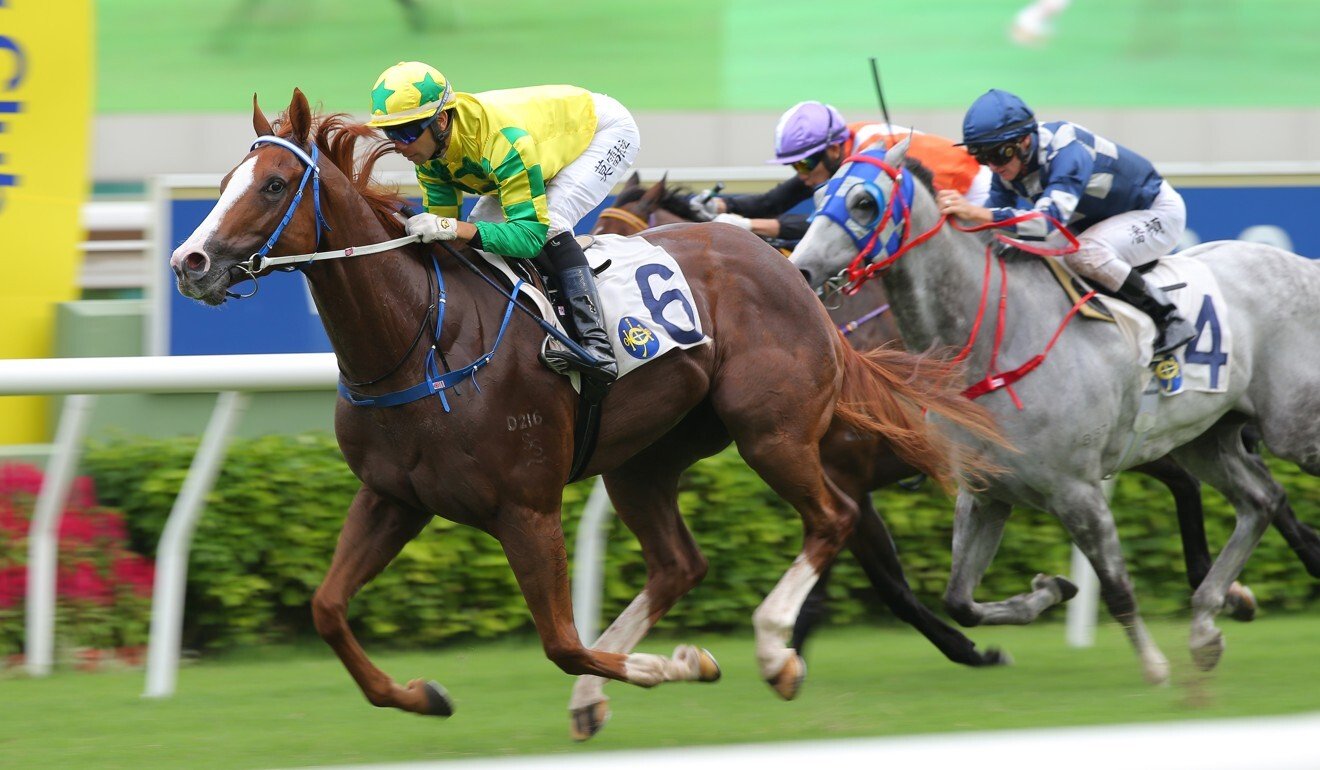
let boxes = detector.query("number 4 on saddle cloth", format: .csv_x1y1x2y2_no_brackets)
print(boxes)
1048,254,1232,397
476,233,712,386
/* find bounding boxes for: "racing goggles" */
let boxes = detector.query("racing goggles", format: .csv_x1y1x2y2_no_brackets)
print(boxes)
791,152,825,174
383,113,440,145
968,140,1020,167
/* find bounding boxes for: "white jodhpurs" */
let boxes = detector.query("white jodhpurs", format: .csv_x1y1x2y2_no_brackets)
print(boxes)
468,93,640,238
1061,181,1186,291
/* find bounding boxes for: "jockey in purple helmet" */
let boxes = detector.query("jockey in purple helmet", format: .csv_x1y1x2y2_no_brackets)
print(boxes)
687,101,849,242
690,101,989,245
937,89,1196,355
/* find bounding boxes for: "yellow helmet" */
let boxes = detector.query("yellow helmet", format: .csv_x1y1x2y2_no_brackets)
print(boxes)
367,61,454,127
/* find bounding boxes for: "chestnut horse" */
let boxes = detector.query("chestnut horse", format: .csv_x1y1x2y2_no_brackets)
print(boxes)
593,174,1262,664
169,90,1001,738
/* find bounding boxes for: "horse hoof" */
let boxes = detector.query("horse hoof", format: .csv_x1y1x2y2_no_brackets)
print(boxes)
1031,573,1077,603
1191,630,1225,672
1143,656,1171,686
695,648,722,682
981,646,1013,667
765,653,806,701
423,680,455,717
1225,582,1257,622
569,699,611,742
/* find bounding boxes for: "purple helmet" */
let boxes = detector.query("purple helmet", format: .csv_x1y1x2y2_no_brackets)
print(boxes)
770,101,849,164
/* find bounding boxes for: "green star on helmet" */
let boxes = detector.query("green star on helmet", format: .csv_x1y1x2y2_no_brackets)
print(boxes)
371,80,396,115
412,72,444,105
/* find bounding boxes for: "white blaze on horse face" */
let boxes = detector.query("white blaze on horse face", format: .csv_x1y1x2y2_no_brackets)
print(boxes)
170,156,258,270
751,554,819,678
790,216,861,291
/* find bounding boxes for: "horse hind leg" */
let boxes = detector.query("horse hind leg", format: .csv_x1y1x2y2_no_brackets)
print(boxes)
734,436,858,700
1134,455,1256,621
311,488,449,716
567,463,719,741
1172,422,1281,672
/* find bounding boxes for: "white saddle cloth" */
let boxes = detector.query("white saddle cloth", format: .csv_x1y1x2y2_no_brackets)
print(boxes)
477,233,711,381
1097,255,1232,395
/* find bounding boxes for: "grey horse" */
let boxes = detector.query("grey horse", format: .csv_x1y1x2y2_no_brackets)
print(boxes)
792,140,1320,682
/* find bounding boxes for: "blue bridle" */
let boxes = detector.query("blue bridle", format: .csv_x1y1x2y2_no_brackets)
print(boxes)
245,135,332,272
232,134,528,413
807,146,914,268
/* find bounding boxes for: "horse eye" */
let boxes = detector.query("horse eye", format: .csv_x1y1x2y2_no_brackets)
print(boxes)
844,184,876,225
265,179,287,195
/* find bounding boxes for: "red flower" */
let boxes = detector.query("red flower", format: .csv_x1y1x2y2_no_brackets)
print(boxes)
0,565,25,609
112,555,155,597
60,561,114,606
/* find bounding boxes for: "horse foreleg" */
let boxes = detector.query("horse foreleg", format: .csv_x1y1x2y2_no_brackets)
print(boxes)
311,487,445,716
943,495,1068,628
568,468,718,741
848,494,1010,666
1053,484,1169,685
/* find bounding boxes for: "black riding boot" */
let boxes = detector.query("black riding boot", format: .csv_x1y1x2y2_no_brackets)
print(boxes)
1114,268,1198,355
541,232,618,386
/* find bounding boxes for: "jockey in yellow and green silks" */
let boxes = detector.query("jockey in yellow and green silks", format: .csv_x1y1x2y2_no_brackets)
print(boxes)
367,61,641,386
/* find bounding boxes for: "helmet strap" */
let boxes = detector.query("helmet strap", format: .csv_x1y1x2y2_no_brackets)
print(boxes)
823,144,844,175
429,110,453,161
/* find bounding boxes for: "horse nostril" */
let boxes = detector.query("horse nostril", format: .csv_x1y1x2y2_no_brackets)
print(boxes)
184,251,208,274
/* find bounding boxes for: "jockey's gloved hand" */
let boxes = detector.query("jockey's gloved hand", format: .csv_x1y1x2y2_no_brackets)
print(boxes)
406,212,459,243
713,213,753,231
688,191,724,222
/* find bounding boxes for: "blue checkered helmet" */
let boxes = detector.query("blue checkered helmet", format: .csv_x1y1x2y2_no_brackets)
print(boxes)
959,89,1037,146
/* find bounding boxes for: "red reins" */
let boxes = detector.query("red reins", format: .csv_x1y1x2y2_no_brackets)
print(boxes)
839,154,1094,408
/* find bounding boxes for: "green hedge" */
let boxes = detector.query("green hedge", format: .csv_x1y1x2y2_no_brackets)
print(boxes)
80,433,1320,651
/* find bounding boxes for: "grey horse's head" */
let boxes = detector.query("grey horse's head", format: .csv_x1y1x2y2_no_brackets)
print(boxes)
792,138,912,291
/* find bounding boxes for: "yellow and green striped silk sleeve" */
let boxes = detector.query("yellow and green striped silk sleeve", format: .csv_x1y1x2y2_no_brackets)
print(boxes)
416,167,461,218
472,126,551,259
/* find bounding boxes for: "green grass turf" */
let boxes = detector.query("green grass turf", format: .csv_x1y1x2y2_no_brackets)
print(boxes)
4,615,1319,769
96,0,1320,115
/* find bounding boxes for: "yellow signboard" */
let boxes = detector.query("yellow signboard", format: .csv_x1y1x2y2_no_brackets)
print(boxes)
0,1,93,442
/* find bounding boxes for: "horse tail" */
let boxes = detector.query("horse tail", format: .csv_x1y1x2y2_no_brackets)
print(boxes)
832,336,1008,489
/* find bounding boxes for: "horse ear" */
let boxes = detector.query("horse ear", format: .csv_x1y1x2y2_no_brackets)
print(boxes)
657,172,668,192
252,93,273,137
638,176,666,208
624,171,641,188
287,87,312,144
884,135,912,168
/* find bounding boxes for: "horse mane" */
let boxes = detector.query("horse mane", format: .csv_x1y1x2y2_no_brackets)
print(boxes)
272,110,411,239
902,156,937,195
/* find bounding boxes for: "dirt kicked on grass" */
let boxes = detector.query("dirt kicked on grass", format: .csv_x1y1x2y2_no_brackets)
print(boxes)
3,616,1320,770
